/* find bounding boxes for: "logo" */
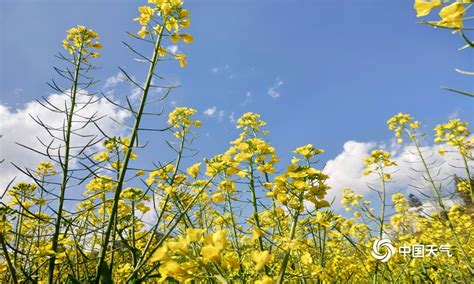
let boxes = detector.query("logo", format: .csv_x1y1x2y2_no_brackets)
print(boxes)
372,238,395,262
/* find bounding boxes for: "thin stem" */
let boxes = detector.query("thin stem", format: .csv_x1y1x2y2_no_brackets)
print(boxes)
406,129,474,275
1,233,18,284
47,44,83,284
249,162,264,251
460,154,473,203
276,203,301,284
93,22,167,283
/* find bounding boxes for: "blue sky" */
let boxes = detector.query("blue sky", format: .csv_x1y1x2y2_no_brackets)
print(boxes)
1,0,473,205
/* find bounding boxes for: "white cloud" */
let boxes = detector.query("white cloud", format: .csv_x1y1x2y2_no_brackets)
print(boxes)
130,87,142,100
229,112,236,123
166,45,179,55
104,72,127,89
203,107,225,122
324,140,470,208
241,91,252,106
267,88,280,99
0,92,131,193
211,65,235,79
203,106,217,117
267,78,284,99
448,111,460,120
324,141,375,199
218,110,224,121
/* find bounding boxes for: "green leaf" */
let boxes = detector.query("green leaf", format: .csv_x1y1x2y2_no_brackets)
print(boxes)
442,86,474,98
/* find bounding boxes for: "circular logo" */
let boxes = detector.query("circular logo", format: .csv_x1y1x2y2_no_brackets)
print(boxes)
372,238,395,262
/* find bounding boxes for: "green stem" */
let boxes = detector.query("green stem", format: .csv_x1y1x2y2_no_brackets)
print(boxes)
225,186,244,275
12,196,24,268
460,154,473,203
407,129,474,275
249,162,264,251
132,176,216,282
1,233,18,284
47,45,83,284
373,169,387,283
276,205,301,284
93,22,166,283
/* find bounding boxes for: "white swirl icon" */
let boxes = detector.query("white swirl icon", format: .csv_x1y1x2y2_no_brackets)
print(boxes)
372,238,394,262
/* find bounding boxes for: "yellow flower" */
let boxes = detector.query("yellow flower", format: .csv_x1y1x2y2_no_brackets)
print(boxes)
158,260,184,282
149,246,171,262
211,192,225,203
166,17,179,31
180,19,191,28
314,211,332,227
161,2,172,14
363,149,397,176
63,25,101,58
170,0,183,6
456,180,471,192
171,33,181,43
93,151,109,162
414,0,442,17
438,2,465,29
175,53,187,67
134,6,155,26
255,275,275,284
387,113,418,143
181,33,194,44
294,144,324,159
186,163,201,178
36,161,57,176
201,245,221,263
252,250,272,271
185,228,204,242
138,26,149,38
168,107,199,138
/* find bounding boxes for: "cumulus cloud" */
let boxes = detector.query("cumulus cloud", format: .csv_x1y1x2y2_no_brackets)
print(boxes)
203,106,225,122
104,72,127,89
130,87,142,100
324,141,375,199
0,92,130,192
203,106,217,117
229,112,236,124
210,65,235,79
267,78,284,99
240,91,252,106
166,45,179,55
324,140,470,208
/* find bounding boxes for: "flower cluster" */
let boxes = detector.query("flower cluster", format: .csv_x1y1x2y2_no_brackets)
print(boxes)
268,146,330,210
387,112,420,143
414,0,467,29
62,25,101,59
237,112,268,135
363,149,397,178
168,107,202,138
3,111,474,283
134,0,192,67
434,119,472,156
36,161,57,177
3,1,474,282
456,179,472,193
293,144,324,160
